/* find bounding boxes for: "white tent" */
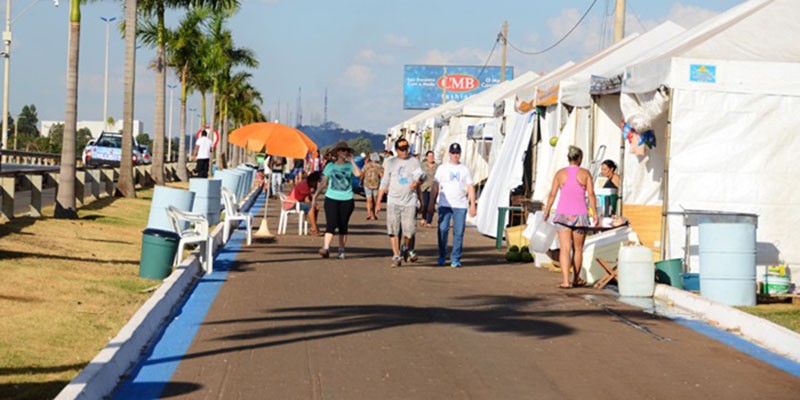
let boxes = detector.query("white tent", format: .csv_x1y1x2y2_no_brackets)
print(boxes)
475,65,576,237
438,72,541,183
521,23,686,204
619,0,800,266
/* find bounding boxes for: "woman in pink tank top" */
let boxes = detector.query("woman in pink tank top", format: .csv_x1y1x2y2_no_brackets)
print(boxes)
543,146,598,289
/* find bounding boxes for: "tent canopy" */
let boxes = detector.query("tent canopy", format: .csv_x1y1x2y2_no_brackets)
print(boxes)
624,0,800,94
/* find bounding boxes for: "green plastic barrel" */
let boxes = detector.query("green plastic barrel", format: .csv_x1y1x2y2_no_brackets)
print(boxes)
655,258,683,289
140,228,180,280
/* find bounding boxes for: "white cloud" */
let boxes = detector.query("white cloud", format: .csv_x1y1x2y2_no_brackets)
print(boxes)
355,49,394,65
419,47,489,65
664,3,721,29
384,34,412,48
339,64,374,90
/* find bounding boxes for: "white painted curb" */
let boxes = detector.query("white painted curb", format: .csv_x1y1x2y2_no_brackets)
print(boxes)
55,186,262,400
654,284,800,362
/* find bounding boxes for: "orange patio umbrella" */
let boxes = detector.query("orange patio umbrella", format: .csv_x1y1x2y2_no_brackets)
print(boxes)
229,122,317,158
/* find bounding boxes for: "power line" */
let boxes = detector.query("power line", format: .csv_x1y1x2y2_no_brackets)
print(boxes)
504,0,600,56
626,0,649,32
475,32,502,79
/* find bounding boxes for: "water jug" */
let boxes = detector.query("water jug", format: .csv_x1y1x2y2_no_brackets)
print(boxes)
617,245,655,297
527,211,557,253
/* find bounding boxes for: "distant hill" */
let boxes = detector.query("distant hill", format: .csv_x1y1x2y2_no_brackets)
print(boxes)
297,122,384,151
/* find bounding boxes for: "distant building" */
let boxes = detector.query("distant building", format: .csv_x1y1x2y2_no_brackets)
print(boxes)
39,120,144,139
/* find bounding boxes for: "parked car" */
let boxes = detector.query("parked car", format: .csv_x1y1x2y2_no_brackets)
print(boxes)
84,132,143,167
81,139,95,166
139,144,152,165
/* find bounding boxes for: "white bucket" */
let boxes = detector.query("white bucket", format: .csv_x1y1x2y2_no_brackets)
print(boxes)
617,245,655,297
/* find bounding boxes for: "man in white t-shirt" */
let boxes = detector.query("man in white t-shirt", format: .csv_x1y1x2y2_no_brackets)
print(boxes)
192,130,214,178
428,142,476,268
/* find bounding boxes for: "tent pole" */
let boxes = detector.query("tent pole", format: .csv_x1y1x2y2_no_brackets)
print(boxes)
659,89,674,261
618,95,625,217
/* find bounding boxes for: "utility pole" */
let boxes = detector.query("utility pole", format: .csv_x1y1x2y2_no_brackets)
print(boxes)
613,0,626,43
323,88,328,124
442,66,447,105
295,87,303,127
500,21,508,82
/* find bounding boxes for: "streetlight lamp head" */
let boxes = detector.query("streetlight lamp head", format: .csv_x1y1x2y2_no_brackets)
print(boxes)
53,0,59,7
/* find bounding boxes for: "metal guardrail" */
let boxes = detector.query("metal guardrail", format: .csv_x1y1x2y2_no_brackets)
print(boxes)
0,149,62,166
0,162,188,220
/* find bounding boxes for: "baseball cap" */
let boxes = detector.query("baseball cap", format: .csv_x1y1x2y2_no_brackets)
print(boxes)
449,142,462,154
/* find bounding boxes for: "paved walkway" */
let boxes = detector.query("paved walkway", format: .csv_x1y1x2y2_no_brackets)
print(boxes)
138,196,799,399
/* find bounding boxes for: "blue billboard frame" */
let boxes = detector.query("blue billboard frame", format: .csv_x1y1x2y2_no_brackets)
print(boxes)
403,65,514,110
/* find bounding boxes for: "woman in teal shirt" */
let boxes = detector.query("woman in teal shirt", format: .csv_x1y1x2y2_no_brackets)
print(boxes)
312,141,362,259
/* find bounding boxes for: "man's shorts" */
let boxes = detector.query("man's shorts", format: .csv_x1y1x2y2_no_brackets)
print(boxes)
386,204,416,238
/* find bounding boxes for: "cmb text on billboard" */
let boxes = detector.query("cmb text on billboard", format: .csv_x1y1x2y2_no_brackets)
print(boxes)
403,65,514,110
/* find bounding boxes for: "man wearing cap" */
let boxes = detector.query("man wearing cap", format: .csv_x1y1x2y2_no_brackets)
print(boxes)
428,142,476,268
375,138,423,267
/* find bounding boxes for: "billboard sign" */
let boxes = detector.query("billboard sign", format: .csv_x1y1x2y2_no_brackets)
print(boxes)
404,65,514,110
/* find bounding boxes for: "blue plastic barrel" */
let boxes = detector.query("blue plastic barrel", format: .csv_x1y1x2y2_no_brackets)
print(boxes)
189,178,222,225
147,185,195,232
236,165,255,190
699,222,756,306
215,170,239,201
228,169,248,200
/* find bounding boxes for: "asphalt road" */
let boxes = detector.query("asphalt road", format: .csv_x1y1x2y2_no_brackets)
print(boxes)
161,198,799,399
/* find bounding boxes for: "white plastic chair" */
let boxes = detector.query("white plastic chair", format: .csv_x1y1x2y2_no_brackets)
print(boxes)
166,206,213,274
222,187,253,245
278,192,308,235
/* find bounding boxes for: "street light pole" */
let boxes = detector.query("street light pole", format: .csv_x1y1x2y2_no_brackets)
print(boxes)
2,0,11,149
2,0,58,149
167,83,177,161
101,16,116,130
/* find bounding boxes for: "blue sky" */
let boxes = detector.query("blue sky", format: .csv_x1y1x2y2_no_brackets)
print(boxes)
2,0,744,137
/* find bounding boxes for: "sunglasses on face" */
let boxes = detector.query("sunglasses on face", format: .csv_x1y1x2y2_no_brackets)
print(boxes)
396,146,409,151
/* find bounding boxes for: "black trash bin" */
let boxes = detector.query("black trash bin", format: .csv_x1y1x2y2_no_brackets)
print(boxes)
140,228,181,280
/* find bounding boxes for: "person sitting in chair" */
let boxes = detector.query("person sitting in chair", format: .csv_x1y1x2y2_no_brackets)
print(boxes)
284,172,322,235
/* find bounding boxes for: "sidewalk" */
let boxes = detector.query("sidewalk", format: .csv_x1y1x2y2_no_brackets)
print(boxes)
120,197,800,399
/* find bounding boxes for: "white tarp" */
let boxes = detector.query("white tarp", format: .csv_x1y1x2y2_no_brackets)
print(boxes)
666,89,800,265
560,22,684,107
476,111,536,237
624,0,800,94
617,0,800,264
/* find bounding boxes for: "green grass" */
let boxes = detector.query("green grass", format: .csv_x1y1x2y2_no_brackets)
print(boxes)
0,187,171,400
739,304,800,333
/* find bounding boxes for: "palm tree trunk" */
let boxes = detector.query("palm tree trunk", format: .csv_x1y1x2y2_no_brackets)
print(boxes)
151,6,167,184
211,89,221,168
116,0,137,198
224,100,235,166
177,65,188,181
55,1,81,219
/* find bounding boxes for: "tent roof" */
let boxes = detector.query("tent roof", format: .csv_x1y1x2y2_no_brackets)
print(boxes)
454,71,542,117
624,0,800,93
401,100,458,130
560,21,685,106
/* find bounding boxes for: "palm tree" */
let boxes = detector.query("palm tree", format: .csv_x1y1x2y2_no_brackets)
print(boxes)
221,73,263,165
117,0,138,198
55,0,84,218
138,7,208,181
137,0,239,183
203,10,257,168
